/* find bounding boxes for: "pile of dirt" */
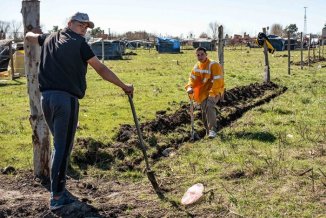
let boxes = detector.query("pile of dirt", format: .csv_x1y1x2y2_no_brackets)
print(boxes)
292,57,326,66
72,82,287,172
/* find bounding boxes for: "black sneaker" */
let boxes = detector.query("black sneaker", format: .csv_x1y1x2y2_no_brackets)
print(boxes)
50,195,75,211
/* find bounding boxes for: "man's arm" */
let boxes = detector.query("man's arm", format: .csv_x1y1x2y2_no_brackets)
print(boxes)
25,32,40,45
87,56,133,94
208,63,224,100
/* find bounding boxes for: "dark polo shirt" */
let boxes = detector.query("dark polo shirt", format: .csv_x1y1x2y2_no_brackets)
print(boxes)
38,28,95,99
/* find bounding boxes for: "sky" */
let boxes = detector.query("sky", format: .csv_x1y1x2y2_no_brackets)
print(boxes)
0,0,325,38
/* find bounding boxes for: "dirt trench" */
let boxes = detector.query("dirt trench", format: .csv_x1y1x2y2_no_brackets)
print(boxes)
0,81,288,218
72,82,287,172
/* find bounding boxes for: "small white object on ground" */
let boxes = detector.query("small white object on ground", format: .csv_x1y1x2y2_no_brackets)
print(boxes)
286,134,294,138
181,183,204,205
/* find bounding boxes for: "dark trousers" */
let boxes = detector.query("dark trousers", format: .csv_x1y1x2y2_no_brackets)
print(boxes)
41,90,79,197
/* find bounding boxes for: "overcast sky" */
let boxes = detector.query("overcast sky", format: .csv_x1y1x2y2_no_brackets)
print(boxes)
1,0,325,37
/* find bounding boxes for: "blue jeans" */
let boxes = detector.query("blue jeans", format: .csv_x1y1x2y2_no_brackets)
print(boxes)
41,90,79,197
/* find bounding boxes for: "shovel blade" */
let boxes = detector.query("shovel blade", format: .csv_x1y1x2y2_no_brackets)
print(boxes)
146,170,164,199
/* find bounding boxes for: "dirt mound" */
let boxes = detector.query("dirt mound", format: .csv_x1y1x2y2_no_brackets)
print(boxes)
73,82,287,171
292,57,325,66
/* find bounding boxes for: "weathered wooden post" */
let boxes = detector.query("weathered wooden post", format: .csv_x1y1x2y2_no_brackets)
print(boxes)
323,40,325,58
21,0,50,180
101,38,104,63
313,44,316,61
262,27,270,82
319,38,321,60
300,32,304,70
287,32,291,75
9,41,15,80
218,25,224,68
308,34,311,67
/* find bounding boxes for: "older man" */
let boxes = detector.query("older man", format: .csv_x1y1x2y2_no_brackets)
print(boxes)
25,12,133,210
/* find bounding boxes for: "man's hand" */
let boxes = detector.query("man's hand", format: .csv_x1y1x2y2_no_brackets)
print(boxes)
186,87,193,94
122,84,134,95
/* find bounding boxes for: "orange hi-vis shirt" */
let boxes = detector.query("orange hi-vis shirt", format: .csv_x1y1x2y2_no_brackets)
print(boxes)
185,58,224,103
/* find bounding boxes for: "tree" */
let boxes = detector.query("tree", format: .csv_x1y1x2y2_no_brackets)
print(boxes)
49,25,61,33
10,20,23,40
284,24,298,37
89,27,103,37
199,32,208,38
270,23,283,36
209,21,219,39
0,20,10,39
188,31,194,39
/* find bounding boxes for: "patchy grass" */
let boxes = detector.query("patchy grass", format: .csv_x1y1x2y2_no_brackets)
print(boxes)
0,47,325,216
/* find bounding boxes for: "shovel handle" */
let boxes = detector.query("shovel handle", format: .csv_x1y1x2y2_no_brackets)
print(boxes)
127,95,150,170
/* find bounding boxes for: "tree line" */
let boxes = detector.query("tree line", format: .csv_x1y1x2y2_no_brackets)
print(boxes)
0,20,23,40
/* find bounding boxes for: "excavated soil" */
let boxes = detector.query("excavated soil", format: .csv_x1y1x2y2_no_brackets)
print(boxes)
0,82,287,217
292,57,326,66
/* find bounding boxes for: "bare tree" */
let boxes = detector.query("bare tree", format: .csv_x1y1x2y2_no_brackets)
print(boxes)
209,21,219,39
0,20,10,39
199,32,208,38
270,24,283,36
10,20,23,40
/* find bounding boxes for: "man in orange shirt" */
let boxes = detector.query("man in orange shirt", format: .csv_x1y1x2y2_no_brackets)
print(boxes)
185,47,224,138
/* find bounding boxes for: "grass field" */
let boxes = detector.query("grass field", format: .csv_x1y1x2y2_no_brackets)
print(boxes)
0,47,325,216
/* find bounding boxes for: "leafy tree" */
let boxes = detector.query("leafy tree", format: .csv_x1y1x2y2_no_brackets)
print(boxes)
284,24,298,37
284,24,298,34
89,27,103,37
49,25,60,33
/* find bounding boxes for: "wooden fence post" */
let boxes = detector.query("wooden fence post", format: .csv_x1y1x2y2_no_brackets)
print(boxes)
308,34,311,67
287,32,291,75
9,41,15,80
262,28,270,82
300,32,303,70
319,38,321,60
218,25,224,68
101,39,104,63
322,39,325,58
21,0,50,180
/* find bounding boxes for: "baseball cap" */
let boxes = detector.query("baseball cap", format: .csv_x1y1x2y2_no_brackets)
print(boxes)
70,12,94,29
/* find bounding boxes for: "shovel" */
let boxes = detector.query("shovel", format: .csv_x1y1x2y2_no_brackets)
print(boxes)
189,94,200,141
127,95,163,198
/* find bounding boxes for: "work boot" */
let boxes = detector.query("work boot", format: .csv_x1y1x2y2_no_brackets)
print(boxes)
208,130,217,139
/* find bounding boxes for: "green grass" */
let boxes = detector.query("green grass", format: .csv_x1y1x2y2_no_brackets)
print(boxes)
0,47,325,216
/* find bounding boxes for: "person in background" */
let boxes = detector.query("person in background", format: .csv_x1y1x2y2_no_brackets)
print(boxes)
25,12,133,210
185,47,224,139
